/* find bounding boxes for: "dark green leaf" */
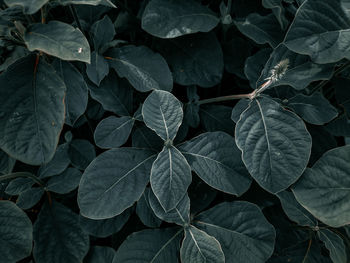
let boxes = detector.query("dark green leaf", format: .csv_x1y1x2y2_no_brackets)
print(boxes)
38,143,70,178
5,178,34,195
56,0,116,7
78,148,156,219
86,51,109,85
46,167,82,194
184,103,200,128
0,201,33,263
90,15,115,51
235,96,311,193
0,149,15,175
136,188,162,228
0,55,65,165
141,0,219,38
334,77,350,117
199,105,235,136
325,114,350,137
132,124,164,151
33,201,89,263
85,246,116,263
318,229,347,263
68,139,96,170
4,0,48,14
24,21,91,63
16,187,44,209
231,99,250,123
262,0,289,29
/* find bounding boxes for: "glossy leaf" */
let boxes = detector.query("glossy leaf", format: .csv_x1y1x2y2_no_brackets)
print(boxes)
24,21,91,63
179,132,252,196
292,146,350,227
235,96,311,193
0,55,65,165
78,148,156,219
141,0,219,38
0,201,33,263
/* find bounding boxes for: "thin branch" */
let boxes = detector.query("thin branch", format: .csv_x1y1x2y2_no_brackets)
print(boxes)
197,93,252,105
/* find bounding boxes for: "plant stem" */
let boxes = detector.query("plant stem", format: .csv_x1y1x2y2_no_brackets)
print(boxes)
197,94,251,105
0,172,45,187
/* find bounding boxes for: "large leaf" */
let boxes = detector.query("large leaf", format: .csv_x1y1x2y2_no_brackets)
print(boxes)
194,201,276,263
33,201,89,263
292,146,350,227
24,21,91,63
94,116,134,149
318,229,347,263
142,90,183,141
56,0,116,7
106,45,173,92
151,145,192,211
235,96,311,193
85,246,116,263
78,148,156,219
0,201,33,263
284,0,350,63
180,225,225,263
141,0,219,38
179,132,252,196
114,228,183,263
157,33,223,87
0,55,65,165
4,0,48,14
52,60,88,126
0,149,16,175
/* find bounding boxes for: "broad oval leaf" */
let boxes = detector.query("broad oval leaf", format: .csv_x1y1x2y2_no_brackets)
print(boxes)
0,201,33,263
46,167,82,194
179,132,252,196
33,201,89,263
78,148,156,219
284,0,350,63
194,201,276,263
151,146,192,211
0,55,66,165
235,96,311,193
56,0,116,7
94,116,134,149
292,146,350,227
180,225,225,263
106,45,173,92
4,0,48,14
141,0,219,38
318,229,347,263
142,90,183,141
16,187,44,209
24,21,91,63
114,228,183,263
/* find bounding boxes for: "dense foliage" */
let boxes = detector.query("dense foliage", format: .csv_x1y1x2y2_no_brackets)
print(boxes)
0,0,350,262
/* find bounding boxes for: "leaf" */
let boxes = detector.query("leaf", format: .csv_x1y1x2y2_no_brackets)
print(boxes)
33,201,89,263
0,149,15,175
94,116,134,149
277,190,317,227
142,90,183,141
52,60,88,126
79,208,132,238
86,51,109,85
287,92,338,125
141,0,219,38
194,201,276,263
284,0,350,63
16,187,44,209
151,145,192,211
234,13,284,47
292,146,350,227
325,114,350,137
179,132,252,196
257,44,334,90
85,246,116,263
318,229,347,263
157,33,223,87
4,0,49,14
5,178,34,195
334,77,350,117
68,139,96,170
184,103,200,128
148,189,190,226
235,96,311,193
0,201,33,263
56,0,116,7
262,0,289,29
132,124,164,152
106,45,173,92
231,99,250,123
38,143,70,178
24,21,91,63
114,228,183,263
136,188,162,228
0,55,66,165
180,225,225,263
90,15,115,51
89,72,132,116
199,105,235,136
46,167,82,194
78,148,156,219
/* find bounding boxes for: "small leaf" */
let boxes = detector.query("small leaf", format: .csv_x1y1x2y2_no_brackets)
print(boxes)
33,201,89,263
5,177,34,195
0,201,33,263
94,116,134,149
16,187,44,209
107,45,173,92
292,146,350,227
68,139,96,170
38,143,70,178
142,90,183,141
4,0,49,14
114,228,183,263
24,21,91,63
179,132,252,196
151,146,192,211
318,229,347,263
141,0,219,38
262,0,288,29
86,51,109,85
78,148,156,219
46,167,82,194
90,15,115,51
136,188,162,228
235,96,311,193
180,225,225,263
